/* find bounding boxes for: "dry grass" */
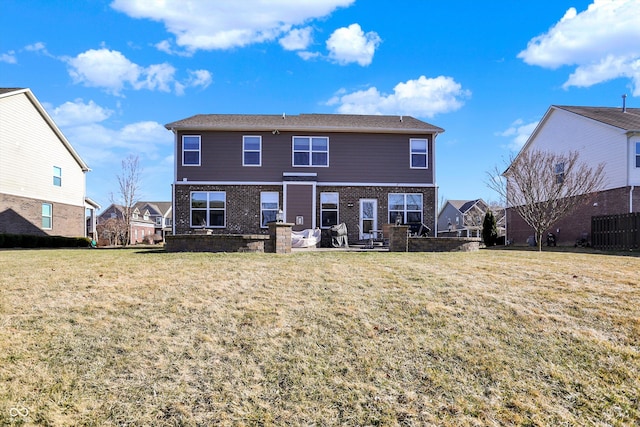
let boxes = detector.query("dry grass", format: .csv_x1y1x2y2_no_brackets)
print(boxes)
0,248,638,426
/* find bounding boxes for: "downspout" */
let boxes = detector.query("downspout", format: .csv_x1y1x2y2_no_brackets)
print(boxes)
171,127,177,236
630,186,634,213
433,132,439,235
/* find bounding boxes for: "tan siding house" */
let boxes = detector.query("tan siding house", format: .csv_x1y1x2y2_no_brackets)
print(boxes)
506,105,640,246
0,88,94,237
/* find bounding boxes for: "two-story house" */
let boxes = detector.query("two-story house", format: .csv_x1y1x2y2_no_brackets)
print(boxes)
97,201,172,244
0,88,96,238
165,114,443,244
506,104,640,245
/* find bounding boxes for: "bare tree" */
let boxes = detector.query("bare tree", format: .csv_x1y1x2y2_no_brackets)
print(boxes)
110,155,142,246
488,149,605,251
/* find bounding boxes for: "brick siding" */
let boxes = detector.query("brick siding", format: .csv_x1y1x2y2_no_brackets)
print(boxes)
0,192,85,237
506,186,640,246
174,184,436,243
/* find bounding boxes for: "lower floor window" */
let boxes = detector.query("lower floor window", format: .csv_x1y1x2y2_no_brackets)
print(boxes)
388,193,423,224
320,192,339,227
191,191,226,227
261,192,279,227
42,203,52,229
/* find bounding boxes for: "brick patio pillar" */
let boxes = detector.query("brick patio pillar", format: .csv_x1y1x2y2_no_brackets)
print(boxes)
389,225,409,252
267,222,293,254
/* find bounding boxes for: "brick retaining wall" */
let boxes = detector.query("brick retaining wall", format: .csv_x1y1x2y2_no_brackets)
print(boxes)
166,234,269,253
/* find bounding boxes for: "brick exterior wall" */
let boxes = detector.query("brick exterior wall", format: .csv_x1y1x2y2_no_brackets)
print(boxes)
0,192,85,237
506,186,640,246
174,183,436,244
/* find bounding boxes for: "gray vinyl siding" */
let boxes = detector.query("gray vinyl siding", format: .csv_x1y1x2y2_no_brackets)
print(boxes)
176,131,434,184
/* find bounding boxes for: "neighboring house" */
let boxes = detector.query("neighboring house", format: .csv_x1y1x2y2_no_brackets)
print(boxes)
0,88,96,238
438,199,489,237
165,114,444,243
506,104,640,245
97,201,172,244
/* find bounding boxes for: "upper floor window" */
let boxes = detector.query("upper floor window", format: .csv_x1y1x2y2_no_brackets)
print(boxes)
143,210,150,221
260,192,279,228
42,203,52,229
243,136,262,166
293,136,328,167
636,142,640,168
156,217,163,226
191,191,226,227
410,139,428,169
388,193,423,224
53,166,62,186
554,162,565,184
183,135,201,166
320,192,339,228
132,208,139,220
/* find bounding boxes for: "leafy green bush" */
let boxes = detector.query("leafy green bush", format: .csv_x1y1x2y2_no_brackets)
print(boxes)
0,234,90,248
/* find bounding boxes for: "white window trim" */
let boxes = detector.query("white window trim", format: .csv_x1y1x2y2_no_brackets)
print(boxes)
190,191,226,228
635,142,640,168
243,135,262,167
320,192,339,228
292,136,329,167
53,166,62,187
410,138,428,169
182,135,201,166
42,203,52,230
260,192,279,228
388,193,423,223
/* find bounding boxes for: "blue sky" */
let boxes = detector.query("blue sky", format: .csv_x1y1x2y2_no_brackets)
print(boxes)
2,0,640,211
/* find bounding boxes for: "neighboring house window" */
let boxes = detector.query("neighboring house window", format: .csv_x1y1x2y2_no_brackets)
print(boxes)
320,192,339,228
143,211,150,221
53,166,62,186
110,212,116,219
191,192,226,227
554,162,565,184
243,136,262,166
410,139,428,169
156,217,162,226
42,203,52,229
636,142,640,167
260,192,279,228
132,209,139,220
183,135,201,166
293,136,328,166
388,193,423,223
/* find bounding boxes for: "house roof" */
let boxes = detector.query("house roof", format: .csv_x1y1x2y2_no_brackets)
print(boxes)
553,105,640,131
165,113,444,134
135,201,172,217
0,87,90,172
446,199,484,213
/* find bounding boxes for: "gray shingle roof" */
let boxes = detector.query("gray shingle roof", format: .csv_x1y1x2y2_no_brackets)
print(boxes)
554,105,640,130
165,113,444,134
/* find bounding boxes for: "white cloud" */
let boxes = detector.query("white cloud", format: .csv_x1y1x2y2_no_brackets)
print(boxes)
65,48,211,96
111,0,354,52
48,99,113,127
518,0,640,96
497,119,539,151
0,51,17,64
327,75,470,118
326,23,381,66
279,27,314,51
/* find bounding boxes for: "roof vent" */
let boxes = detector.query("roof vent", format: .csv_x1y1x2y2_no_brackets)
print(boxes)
282,112,286,119
400,115,403,122
622,94,627,113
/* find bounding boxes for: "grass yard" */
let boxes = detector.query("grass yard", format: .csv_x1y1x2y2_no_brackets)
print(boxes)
0,248,639,426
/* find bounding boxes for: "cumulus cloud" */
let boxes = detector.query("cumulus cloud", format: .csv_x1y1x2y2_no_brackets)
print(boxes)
497,119,539,151
0,51,17,64
49,99,113,127
327,75,470,118
518,0,640,95
65,48,211,95
326,24,381,66
279,27,314,51
111,0,354,52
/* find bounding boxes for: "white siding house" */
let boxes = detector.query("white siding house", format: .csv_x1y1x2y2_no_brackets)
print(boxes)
506,104,640,245
0,88,95,237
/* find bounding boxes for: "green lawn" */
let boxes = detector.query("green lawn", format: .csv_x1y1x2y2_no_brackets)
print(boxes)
1,248,638,426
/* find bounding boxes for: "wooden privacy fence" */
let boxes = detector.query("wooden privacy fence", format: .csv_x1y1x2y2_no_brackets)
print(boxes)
592,212,640,251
